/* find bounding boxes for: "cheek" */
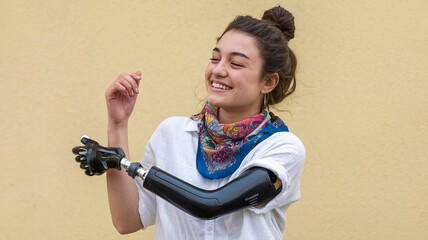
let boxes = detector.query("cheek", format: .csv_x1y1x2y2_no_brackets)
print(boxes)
233,73,263,93
204,64,212,80
204,67,212,90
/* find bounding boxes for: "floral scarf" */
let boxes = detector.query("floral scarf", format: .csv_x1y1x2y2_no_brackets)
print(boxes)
196,103,289,179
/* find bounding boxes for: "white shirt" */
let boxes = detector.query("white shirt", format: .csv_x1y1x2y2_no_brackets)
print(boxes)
135,116,305,240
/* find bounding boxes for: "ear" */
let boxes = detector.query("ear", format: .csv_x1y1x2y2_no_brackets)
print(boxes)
261,73,279,94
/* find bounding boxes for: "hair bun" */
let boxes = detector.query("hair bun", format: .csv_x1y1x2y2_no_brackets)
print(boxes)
262,5,295,41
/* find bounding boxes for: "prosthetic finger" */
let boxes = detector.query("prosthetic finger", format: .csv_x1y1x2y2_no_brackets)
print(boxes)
80,164,88,170
85,169,94,176
72,146,87,155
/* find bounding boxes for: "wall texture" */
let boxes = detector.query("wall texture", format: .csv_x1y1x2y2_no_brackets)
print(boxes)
0,0,427,239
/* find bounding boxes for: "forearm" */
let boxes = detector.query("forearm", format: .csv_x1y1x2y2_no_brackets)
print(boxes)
141,166,280,219
106,122,143,233
73,134,281,221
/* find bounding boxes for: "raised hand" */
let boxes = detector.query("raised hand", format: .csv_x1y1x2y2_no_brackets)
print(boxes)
105,71,142,124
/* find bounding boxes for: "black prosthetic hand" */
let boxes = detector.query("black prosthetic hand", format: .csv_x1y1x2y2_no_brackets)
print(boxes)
72,136,125,176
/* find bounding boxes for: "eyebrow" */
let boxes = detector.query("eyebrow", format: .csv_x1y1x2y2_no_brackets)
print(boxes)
213,47,250,60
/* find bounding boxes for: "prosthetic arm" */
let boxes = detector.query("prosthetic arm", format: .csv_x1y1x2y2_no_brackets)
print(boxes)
72,136,281,219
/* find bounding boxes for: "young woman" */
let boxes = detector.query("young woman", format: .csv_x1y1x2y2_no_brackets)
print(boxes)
102,5,304,239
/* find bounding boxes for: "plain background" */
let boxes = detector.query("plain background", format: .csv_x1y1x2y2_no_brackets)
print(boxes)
1,0,427,239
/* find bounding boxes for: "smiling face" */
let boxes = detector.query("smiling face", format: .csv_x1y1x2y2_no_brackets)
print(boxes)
205,30,268,123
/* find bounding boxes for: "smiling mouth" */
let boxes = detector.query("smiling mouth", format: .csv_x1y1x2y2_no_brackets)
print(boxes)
211,81,233,90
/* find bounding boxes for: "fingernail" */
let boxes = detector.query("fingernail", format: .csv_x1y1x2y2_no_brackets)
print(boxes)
135,88,139,93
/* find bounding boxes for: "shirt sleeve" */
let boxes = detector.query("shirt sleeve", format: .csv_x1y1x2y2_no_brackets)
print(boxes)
134,128,160,229
134,117,194,229
231,132,306,214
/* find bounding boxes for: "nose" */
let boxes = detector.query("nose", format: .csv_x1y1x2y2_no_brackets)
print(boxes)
212,62,228,78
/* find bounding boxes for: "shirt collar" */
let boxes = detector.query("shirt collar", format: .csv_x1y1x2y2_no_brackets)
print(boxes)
184,118,199,132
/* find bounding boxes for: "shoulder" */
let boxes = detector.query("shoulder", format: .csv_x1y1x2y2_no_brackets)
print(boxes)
146,116,197,151
239,131,306,174
259,131,305,158
157,116,196,130
152,116,198,137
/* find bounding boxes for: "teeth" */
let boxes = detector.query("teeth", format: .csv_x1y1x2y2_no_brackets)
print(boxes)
212,82,232,90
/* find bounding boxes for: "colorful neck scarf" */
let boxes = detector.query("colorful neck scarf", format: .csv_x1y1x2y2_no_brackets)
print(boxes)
196,103,289,179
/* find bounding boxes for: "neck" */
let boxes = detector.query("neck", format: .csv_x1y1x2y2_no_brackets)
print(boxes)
218,107,261,124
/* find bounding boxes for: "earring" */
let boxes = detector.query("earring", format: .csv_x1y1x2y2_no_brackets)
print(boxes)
263,94,268,110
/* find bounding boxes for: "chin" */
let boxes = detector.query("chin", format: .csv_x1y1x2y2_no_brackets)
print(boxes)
207,94,235,109
207,99,221,108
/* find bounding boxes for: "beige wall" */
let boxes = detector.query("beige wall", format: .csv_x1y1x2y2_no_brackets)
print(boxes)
1,0,427,239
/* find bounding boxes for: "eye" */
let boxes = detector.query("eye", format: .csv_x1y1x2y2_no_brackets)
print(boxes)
231,62,244,68
210,58,220,63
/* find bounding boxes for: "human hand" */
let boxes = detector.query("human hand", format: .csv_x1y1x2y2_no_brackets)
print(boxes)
105,71,142,124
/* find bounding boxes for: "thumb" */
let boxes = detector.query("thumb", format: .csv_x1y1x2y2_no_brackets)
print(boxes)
131,71,142,87
132,70,142,78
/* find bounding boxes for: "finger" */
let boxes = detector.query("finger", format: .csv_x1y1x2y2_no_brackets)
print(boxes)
113,79,133,97
120,73,139,96
75,155,86,163
85,169,94,176
130,71,142,93
81,136,98,145
131,71,142,80
72,146,87,155
80,163,88,169
113,82,129,96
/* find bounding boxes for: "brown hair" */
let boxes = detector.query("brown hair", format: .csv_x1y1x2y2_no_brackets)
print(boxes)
218,5,297,109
